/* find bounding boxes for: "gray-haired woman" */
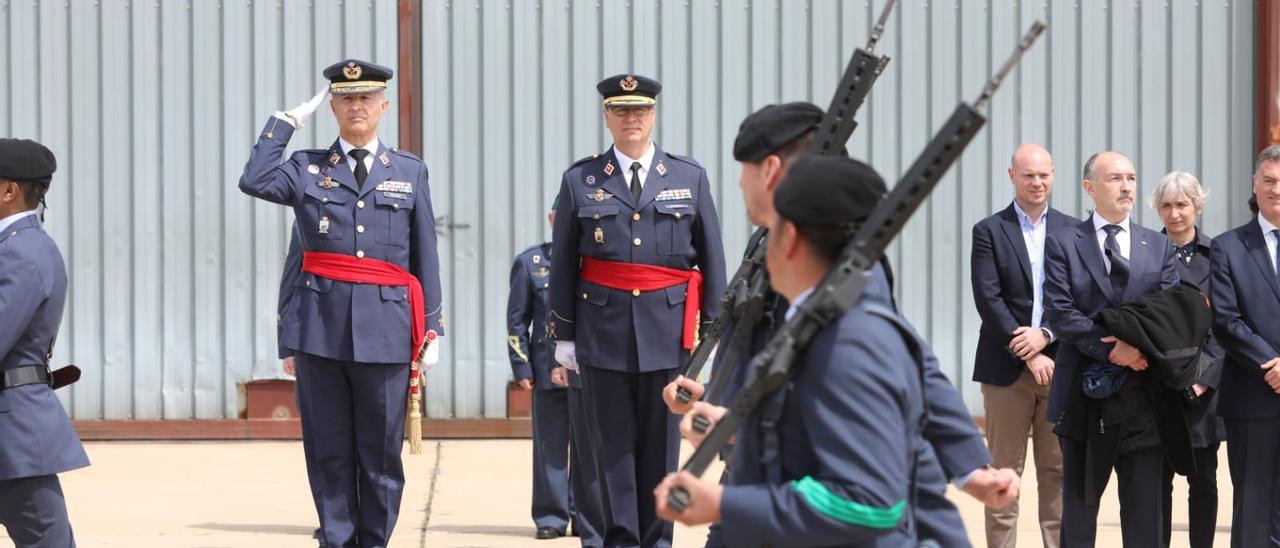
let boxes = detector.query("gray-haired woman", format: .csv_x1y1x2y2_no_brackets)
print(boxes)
1151,171,1224,548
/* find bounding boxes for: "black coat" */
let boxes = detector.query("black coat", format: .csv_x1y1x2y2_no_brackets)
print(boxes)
1165,229,1226,447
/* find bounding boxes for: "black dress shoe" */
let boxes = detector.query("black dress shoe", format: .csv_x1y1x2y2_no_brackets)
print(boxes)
535,526,564,540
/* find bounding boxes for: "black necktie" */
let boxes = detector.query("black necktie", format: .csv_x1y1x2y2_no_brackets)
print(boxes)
629,161,642,202
1102,224,1129,297
350,149,370,189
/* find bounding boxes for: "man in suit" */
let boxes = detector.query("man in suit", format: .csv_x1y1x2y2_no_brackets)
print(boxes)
655,155,993,547
0,139,90,547
1209,144,1280,547
970,143,1072,547
1043,151,1179,547
548,73,727,548
239,59,443,548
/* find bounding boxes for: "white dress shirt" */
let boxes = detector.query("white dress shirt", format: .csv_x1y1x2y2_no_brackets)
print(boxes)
0,210,37,234
339,137,379,175
1013,202,1049,330
613,142,656,189
1091,211,1131,273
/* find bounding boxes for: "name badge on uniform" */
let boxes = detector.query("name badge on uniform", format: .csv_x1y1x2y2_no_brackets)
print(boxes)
382,192,407,200
318,216,331,235
375,181,414,194
655,188,692,201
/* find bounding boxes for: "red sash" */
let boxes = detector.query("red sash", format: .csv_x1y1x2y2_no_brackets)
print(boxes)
301,251,428,355
579,256,703,349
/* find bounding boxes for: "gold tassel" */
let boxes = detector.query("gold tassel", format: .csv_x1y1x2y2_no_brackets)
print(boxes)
407,342,426,455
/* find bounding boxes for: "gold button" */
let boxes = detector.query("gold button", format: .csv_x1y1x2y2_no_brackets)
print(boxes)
593,214,601,220
266,132,273,139
582,293,588,300
632,213,641,221
544,283,549,288
357,200,365,209
633,238,641,246
357,225,365,233
356,250,365,258
632,289,641,297
393,203,400,210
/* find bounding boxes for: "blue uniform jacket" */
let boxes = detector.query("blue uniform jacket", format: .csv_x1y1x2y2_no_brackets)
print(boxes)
277,223,303,360
239,117,444,364
508,242,576,390
720,297,937,547
547,145,727,373
0,215,89,480
1210,219,1280,420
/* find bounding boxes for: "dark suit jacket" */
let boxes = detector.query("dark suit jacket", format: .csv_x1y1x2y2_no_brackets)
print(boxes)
970,203,1076,386
1210,219,1280,420
1043,217,1180,438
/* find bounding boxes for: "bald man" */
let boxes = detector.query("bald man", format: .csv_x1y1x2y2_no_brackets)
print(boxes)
970,144,1074,547
1044,151,1180,547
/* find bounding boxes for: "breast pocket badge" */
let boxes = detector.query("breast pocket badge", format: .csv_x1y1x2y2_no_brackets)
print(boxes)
319,216,331,235
594,227,605,244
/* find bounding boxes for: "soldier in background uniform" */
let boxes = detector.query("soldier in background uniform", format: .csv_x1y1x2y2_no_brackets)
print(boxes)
507,197,603,544
548,73,727,547
239,59,443,548
0,139,90,547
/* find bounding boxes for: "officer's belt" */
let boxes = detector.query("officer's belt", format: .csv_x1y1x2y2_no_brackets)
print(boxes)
579,256,703,349
1,365,51,390
301,251,431,355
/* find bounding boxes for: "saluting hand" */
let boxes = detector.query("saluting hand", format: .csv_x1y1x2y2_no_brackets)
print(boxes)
1261,358,1280,394
281,86,329,128
662,375,705,414
654,471,723,525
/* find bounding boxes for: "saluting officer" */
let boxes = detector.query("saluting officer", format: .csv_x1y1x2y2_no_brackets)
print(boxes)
548,73,727,547
0,139,89,547
507,197,603,543
239,59,443,548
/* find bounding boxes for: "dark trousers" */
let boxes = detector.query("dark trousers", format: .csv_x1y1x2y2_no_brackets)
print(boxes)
1224,419,1280,548
531,388,573,531
569,380,605,547
295,353,410,548
581,366,680,548
0,475,74,548
1059,437,1164,547
1162,444,1220,548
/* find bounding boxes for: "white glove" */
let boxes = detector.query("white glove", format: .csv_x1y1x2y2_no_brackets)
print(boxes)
555,341,579,373
275,86,329,128
422,339,441,371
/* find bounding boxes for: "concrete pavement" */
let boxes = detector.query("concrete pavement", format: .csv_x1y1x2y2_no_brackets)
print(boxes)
2,439,1232,547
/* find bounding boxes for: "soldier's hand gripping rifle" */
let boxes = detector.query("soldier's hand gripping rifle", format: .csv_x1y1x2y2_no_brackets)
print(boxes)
667,20,1048,513
675,0,898,406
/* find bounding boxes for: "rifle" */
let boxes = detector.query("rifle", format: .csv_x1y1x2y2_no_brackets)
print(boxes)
675,0,898,406
667,20,1048,513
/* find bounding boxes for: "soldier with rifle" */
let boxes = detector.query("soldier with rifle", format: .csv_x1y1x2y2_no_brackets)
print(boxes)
655,21,1046,546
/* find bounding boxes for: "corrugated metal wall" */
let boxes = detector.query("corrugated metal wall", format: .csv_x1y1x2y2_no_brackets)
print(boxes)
0,0,1257,420
0,0,401,419
421,0,1257,417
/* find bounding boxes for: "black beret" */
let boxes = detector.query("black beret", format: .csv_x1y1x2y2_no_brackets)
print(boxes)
597,73,661,107
323,59,394,95
733,102,824,162
0,138,56,182
775,155,886,226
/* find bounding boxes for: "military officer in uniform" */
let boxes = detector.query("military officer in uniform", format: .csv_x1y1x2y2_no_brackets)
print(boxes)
508,197,603,544
655,155,970,547
548,73,727,547
0,139,90,547
239,59,443,548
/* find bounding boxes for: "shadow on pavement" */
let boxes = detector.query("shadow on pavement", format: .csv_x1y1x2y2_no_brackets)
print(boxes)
189,522,318,536
427,524,536,539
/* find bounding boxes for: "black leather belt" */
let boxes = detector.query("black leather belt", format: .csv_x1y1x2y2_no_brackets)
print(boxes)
1,365,52,390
